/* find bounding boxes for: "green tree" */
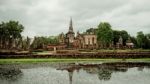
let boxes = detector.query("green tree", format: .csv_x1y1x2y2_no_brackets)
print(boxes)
130,36,138,48
120,30,129,45
144,34,150,49
146,34,150,39
113,30,121,45
0,21,24,49
86,28,97,34
97,22,113,48
113,30,129,46
7,21,24,49
31,36,59,49
0,22,9,49
136,31,145,48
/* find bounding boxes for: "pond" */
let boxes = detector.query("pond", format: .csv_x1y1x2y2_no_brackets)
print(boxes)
0,62,150,84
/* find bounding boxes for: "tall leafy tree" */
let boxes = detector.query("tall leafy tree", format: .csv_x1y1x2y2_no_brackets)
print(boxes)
144,34,150,49
113,30,121,45
130,36,138,48
97,22,113,48
146,34,150,39
0,21,24,49
136,31,145,48
0,22,9,49
113,30,129,46
120,30,129,45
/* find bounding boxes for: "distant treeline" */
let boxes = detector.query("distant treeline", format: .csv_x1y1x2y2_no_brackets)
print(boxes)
0,20,25,50
96,22,150,49
0,21,59,50
0,20,150,50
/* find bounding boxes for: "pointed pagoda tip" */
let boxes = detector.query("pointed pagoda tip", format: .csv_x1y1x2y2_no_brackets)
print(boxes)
69,16,73,25
70,17,72,23
68,16,74,32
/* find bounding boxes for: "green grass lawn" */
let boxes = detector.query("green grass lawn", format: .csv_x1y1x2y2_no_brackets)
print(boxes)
0,58,150,64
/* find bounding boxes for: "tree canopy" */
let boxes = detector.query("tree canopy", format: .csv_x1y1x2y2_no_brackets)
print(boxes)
136,31,150,49
0,20,149,50
0,20,24,49
113,30,129,45
31,36,59,49
97,22,113,48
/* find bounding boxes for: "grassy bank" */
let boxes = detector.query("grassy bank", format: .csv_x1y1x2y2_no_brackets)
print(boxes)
0,58,150,64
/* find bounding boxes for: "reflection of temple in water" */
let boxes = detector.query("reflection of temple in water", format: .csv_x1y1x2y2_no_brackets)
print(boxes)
57,62,150,83
58,64,80,84
67,65,80,84
68,69,73,84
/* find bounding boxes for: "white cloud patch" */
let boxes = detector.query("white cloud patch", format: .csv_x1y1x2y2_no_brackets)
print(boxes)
0,0,150,37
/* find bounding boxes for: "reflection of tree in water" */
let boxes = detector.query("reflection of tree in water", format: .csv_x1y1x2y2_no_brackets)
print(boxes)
57,64,79,84
68,70,73,84
83,65,127,81
0,67,22,81
145,66,150,70
57,62,150,83
138,66,144,71
97,66,112,81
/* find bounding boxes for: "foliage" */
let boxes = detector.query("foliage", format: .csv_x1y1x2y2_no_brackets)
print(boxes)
98,67,112,81
97,22,113,48
136,31,150,49
113,30,129,45
130,36,138,48
0,20,149,50
112,30,120,45
0,20,24,49
21,36,31,50
96,22,149,49
146,34,150,39
31,36,59,49
86,28,97,34
136,31,144,48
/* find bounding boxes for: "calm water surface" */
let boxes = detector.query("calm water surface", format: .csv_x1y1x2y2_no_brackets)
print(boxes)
0,62,150,84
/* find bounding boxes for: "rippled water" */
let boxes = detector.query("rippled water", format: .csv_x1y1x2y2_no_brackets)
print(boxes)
0,62,150,84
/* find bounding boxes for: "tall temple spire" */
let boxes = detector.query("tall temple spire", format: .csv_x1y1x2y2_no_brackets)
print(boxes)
66,17,75,45
69,17,73,33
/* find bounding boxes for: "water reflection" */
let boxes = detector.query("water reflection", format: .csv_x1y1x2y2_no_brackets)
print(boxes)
57,62,150,84
0,67,22,81
0,62,150,84
97,66,112,81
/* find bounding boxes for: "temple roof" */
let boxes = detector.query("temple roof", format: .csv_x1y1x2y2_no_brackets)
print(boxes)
67,18,74,34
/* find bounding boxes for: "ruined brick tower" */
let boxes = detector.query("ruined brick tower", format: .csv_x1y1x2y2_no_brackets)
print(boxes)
66,18,75,47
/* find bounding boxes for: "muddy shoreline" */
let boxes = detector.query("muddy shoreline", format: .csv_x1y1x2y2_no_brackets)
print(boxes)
0,51,150,58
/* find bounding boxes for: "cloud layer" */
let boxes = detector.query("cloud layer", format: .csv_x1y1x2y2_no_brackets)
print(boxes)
0,0,150,37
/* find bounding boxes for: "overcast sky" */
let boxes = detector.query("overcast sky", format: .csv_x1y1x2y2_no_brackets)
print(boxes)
0,0,150,37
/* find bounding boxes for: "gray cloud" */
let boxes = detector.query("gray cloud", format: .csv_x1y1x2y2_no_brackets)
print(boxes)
0,0,149,37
